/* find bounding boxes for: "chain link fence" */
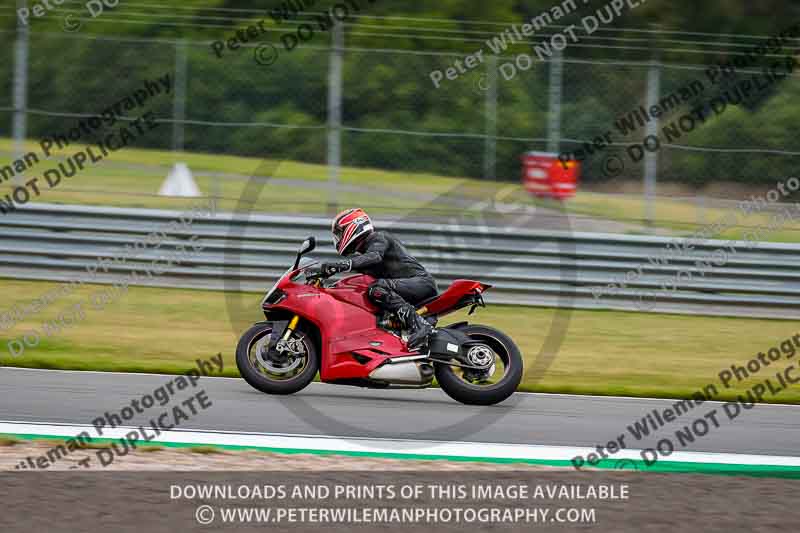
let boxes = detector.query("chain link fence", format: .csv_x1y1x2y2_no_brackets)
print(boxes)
3,27,800,231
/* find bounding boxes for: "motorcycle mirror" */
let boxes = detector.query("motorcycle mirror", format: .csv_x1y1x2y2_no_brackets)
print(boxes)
299,236,316,255
293,236,316,270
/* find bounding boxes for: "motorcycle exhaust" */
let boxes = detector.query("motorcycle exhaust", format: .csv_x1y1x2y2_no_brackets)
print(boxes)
368,360,434,386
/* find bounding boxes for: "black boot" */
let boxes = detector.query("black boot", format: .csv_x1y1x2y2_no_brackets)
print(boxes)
398,304,433,350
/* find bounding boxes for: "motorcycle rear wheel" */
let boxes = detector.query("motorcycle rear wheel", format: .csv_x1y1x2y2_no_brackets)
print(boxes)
236,323,319,395
434,324,523,405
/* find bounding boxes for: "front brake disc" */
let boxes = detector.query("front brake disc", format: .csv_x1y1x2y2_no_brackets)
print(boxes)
254,336,302,375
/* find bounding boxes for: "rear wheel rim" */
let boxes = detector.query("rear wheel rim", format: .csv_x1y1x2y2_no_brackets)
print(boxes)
453,334,511,387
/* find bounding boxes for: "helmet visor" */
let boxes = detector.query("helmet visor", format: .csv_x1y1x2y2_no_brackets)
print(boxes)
332,225,344,247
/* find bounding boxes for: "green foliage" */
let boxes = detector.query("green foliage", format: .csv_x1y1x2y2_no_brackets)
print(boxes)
2,1,798,186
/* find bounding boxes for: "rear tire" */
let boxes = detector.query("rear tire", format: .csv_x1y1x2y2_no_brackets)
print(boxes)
236,323,319,395
434,324,523,406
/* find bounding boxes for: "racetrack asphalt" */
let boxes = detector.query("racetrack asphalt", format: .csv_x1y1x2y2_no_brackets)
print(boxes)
1,367,798,457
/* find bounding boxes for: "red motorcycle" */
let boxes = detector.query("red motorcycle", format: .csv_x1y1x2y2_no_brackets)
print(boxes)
236,237,523,405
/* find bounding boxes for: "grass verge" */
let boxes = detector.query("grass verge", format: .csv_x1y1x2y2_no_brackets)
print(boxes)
1,279,798,403
4,137,800,241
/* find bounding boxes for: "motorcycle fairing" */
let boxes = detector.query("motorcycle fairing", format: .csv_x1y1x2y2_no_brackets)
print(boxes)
263,271,490,382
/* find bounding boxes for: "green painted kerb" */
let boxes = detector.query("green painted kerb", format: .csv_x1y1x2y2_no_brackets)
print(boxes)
3,431,800,478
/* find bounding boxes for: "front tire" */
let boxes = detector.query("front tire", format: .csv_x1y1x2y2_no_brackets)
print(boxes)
236,323,319,395
434,324,523,405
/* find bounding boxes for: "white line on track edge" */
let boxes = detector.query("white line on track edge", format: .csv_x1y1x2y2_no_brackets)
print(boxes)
1,421,799,468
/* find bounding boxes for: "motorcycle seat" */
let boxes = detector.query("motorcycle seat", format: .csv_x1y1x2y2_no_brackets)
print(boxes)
413,279,487,313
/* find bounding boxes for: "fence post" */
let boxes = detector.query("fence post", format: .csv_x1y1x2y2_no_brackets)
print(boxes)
170,39,201,198
547,48,563,153
644,59,661,230
483,55,497,184
172,40,187,154
12,0,29,179
327,22,344,215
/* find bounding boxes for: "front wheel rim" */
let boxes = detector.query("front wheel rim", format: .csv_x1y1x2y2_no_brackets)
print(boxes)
248,330,310,380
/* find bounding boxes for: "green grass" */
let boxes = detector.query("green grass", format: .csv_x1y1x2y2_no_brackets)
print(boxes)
1,279,798,403
490,183,800,242
562,190,800,242
0,137,476,216
5,137,799,241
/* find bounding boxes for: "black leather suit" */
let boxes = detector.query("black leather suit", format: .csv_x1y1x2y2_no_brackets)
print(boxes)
346,231,437,313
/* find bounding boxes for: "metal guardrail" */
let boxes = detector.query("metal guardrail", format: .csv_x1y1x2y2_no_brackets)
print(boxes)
1,203,799,319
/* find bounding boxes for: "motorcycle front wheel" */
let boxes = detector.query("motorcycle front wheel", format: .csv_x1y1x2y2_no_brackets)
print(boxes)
434,324,523,405
236,323,319,395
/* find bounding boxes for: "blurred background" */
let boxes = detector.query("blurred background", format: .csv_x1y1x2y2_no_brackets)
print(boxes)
2,0,800,234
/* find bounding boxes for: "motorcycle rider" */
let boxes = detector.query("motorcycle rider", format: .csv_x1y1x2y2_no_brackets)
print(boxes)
317,208,437,350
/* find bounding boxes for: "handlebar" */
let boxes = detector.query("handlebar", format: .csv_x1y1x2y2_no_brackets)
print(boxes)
303,267,331,281
300,263,335,286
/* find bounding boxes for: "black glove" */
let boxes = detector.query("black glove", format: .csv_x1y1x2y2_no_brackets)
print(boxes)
320,260,352,277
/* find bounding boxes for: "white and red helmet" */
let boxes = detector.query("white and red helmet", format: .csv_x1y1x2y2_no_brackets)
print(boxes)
331,208,374,255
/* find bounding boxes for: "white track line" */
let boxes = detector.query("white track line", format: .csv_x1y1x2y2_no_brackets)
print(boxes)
2,421,800,468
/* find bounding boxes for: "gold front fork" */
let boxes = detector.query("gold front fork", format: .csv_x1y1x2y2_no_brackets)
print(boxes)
282,315,300,341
